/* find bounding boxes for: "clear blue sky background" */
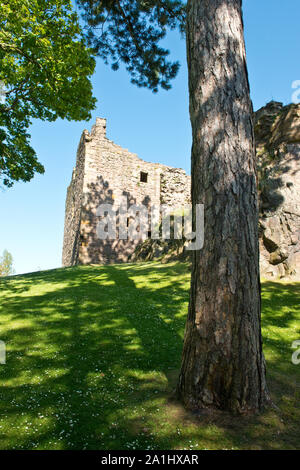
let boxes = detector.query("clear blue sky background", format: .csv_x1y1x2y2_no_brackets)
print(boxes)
0,0,299,275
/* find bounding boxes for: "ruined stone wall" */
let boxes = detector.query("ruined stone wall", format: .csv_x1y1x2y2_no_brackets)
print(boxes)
63,105,300,277
62,132,87,267
160,167,191,209
79,118,162,264
62,118,191,266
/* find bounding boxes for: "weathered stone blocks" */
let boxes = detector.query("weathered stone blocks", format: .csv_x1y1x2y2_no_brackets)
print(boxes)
62,118,191,266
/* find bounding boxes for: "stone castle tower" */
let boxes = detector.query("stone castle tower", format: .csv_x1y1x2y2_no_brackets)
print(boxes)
62,118,191,266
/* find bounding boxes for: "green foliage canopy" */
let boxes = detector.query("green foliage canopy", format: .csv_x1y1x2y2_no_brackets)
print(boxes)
76,0,186,92
0,0,96,187
0,249,14,276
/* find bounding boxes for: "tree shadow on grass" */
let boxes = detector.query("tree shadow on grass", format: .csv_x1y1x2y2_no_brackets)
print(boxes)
261,281,300,377
0,265,299,450
0,263,190,449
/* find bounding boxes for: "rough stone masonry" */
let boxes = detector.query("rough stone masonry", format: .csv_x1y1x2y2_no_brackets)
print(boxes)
63,104,300,279
62,118,191,266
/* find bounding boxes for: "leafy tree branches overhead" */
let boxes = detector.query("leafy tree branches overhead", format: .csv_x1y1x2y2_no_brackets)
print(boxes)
0,0,96,187
76,0,186,92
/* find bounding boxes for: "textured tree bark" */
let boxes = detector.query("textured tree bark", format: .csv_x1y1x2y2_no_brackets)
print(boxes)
177,0,270,414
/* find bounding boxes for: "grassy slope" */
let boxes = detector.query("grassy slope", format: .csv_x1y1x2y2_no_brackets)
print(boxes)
0,262,299,450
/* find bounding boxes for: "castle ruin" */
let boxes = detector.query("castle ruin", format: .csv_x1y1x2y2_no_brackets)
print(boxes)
62,118,191,266
63,103,300,279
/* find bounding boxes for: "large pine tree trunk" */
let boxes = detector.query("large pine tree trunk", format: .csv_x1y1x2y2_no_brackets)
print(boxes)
177,0,269,414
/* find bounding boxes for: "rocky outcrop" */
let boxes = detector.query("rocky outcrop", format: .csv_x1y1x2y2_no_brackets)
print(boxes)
255,102,300,280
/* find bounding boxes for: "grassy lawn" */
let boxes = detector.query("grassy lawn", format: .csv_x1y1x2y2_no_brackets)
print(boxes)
0,261,299,450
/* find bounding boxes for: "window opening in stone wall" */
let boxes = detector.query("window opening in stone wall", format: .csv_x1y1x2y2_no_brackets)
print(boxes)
140,172,148,183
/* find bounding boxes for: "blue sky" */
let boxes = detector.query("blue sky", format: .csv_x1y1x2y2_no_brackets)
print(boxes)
1,0,299,275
